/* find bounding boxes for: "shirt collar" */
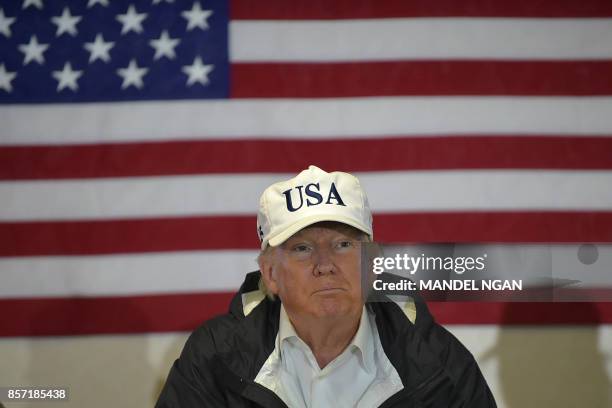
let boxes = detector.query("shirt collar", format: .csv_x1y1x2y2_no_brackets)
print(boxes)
278,303,299,344
278,304,375,374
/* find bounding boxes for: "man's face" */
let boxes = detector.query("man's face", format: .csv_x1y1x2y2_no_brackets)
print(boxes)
262,222,365,321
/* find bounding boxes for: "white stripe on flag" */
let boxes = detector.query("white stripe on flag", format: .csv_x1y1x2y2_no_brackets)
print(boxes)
0,250,259,298
2,170,612,220
3,97,612,145
230,18,612,61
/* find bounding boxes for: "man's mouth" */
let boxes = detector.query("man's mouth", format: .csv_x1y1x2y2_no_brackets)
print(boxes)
313,287,345,294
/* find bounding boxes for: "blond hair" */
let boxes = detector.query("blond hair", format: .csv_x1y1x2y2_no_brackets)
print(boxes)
257,245,277,300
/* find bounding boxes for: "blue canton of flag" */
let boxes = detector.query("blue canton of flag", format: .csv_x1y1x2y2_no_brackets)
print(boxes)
0,0,229,103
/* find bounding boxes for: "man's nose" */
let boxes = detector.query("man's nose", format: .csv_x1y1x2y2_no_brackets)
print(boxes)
314,247,337,276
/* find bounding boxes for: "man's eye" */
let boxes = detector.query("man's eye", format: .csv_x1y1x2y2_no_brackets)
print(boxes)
337,240,354,249
293,244,311,252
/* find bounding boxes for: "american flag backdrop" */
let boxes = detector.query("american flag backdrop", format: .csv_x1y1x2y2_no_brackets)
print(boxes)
2,0,612,340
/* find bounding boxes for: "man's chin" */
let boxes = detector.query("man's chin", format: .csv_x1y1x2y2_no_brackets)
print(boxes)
313,297,359,319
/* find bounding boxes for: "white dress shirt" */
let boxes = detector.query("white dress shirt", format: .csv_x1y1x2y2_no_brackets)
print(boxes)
254,304,403,408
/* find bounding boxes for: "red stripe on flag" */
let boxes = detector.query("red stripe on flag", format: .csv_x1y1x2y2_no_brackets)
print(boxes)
3,137,612,180
2,294,611,336
2,212,612,256
429,302,612,325
0,216,257,256
375,212,612,244
231,0,612,19
0,293,234,337
232,61,612,98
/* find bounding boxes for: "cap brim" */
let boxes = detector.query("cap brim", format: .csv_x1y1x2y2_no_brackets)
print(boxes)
266,214,372,248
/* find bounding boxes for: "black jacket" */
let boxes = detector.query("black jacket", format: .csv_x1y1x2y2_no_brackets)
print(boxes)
156,272,497,407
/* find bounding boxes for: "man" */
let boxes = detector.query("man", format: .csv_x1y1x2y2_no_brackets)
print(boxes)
156,165,497,407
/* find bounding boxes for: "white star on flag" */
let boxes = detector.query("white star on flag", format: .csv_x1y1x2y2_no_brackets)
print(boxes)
51,7,82,37
0,64,17,93
84,34,114,63
117,59,148,89
149,30,180,60
18,35,49,65
87,0,109,7
52,62,83,92
116,5,147,35
0,8,16,38
22,0,43,10
182,56,213,86
182,2,213,31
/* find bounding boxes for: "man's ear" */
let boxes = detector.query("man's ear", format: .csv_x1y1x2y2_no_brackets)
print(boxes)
364,240,382,297
259,249,280,295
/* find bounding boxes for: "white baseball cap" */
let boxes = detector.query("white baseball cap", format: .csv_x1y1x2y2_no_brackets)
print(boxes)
257,165,373,249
